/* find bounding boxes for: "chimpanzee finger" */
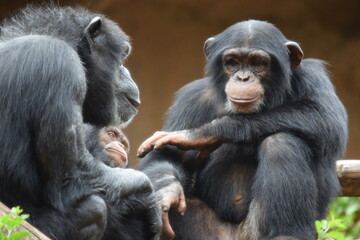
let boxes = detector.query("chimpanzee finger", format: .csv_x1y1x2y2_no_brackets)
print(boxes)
153,133,188,150
160,211,175,240
177,191,186,215
160,193,178,212
137,131,170,157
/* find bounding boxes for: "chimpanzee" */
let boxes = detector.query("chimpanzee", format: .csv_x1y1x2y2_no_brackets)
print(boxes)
100,127,130,168
85,124,130,168
0,5,160,240
138,20,348,240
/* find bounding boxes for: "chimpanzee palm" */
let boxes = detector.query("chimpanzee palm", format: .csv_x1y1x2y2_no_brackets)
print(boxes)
0,5,160,240
138,20,348,240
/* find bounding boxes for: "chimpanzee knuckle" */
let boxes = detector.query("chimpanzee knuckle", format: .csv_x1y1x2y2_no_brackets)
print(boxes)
154,132,170,142
154,131,166,136
152,139,164,149
77,195,107,219
137,171,153,186
125,168,151,183
75,195,107,239
144,135,162,147
160,196,173,212
107,168,153,194
157,181,184,197
157,137,169,146
132,171,154,192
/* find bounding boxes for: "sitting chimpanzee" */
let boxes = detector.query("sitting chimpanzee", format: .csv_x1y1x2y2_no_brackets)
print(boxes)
138,20,348,240
0,5,160,240
85,124,130,168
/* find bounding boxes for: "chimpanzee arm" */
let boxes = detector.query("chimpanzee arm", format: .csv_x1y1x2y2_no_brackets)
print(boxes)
139,96,346,159
139,149,188,240
138,63,347,159
194,98,346,150
139,78,214,186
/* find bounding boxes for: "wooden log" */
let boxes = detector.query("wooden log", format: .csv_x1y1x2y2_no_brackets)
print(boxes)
337,159,360,196
0,202,50,240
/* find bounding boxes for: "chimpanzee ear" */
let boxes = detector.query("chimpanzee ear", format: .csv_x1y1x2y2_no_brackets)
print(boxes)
204,37,215,58
285,41,303,69
123,41,132,58
85,17,102,39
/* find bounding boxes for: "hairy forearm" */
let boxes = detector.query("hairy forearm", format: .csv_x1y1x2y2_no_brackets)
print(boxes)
191,101,336,146
140,152,188,191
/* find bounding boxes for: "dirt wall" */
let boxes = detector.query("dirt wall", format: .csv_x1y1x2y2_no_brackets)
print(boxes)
1,0,359,166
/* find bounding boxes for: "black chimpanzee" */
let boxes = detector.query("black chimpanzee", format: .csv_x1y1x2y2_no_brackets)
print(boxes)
138,20,348,240
0,5,160,240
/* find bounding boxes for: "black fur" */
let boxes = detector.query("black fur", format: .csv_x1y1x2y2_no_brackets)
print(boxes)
140,20,347,239
83,124,112,167
0,5,160,240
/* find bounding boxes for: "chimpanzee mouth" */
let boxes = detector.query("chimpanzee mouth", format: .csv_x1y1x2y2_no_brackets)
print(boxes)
106,147,128,159
228,95,262,103
126,96,140,108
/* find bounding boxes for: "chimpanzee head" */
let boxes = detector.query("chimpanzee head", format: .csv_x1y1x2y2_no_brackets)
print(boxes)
0,5,140,127
204,20,303,114
78,12,140,127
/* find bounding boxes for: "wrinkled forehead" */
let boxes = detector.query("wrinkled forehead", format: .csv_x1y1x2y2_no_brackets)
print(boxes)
223,48,270,58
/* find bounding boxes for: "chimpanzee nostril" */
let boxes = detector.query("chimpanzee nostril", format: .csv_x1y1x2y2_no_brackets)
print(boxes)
237,74,250,82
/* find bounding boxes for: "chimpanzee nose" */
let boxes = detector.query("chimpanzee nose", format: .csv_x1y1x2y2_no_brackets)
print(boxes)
237,73,250,82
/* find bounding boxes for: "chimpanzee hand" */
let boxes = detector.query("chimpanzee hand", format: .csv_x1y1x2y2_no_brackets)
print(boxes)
157,181,186,240
98,167,162,240
137,130,222,161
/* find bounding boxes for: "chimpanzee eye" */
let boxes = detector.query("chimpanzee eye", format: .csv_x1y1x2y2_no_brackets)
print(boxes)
249,57,268,72
107,132,116,138
225,59,240,72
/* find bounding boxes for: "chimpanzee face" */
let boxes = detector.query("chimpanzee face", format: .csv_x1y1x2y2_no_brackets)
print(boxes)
203,20,304,114
222,48,270,113
81,17,140,127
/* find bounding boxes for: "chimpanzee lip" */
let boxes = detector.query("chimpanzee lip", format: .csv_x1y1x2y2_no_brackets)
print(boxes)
106,147,128,160
229,95,261,103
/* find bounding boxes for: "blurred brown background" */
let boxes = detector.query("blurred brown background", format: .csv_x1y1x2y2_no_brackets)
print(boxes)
1,0,359,166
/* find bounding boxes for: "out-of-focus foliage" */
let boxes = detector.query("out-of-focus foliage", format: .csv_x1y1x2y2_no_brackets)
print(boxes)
316,197,360,240
0,206,30,240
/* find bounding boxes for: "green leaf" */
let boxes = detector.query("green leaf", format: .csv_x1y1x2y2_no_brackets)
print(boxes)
0,215,11,226
10,207,23,216
324,231,345,240
327,219,347,230
4,219,22,231
8,230,31,240
0,206,30,240
316,220,323,233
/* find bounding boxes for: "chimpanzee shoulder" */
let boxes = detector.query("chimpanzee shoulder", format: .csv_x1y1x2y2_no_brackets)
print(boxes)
165,77,223,131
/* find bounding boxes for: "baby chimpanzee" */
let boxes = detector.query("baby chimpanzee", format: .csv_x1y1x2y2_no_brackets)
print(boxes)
84,124,130,168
